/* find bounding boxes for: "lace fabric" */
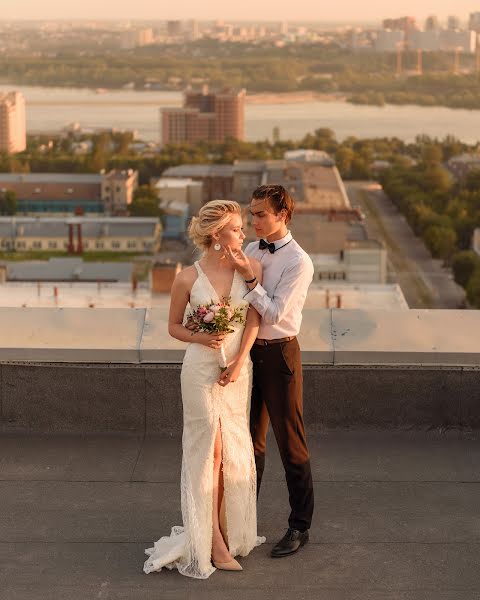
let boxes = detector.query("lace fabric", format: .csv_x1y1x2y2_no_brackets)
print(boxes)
143,262,266,579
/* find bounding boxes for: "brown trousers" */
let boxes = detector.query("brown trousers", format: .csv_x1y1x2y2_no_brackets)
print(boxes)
250,337,314,531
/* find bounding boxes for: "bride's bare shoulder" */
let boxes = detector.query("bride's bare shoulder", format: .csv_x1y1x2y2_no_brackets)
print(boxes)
175,264,197,285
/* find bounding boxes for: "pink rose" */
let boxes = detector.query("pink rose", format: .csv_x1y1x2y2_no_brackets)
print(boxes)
197,307,208,316
203,311,215,323
211,304,222,314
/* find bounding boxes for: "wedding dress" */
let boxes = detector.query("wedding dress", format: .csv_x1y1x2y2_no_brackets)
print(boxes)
144,261,265,579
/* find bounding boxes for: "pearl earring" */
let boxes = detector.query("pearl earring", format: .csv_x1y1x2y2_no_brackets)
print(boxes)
214,243,221,251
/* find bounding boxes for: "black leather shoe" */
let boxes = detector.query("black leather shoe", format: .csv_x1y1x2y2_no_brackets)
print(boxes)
270,528,309,558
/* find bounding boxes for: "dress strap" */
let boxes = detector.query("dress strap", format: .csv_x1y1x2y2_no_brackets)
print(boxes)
194,261,203,276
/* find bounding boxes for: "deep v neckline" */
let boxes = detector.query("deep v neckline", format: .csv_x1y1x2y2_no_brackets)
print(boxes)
196,261,236,303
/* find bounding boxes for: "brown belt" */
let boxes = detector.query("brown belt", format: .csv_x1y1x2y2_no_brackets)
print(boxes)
254,336,295,346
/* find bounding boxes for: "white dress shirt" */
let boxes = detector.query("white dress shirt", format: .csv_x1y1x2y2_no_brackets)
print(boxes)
244,231,314,340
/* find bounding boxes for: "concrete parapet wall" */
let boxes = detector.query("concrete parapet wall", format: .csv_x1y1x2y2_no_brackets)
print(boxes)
0,307,479,432
1,363,479,433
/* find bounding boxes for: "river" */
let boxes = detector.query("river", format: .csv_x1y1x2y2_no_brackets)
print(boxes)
2,84,480,144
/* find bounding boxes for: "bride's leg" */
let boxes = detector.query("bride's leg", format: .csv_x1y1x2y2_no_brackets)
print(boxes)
211,421,231,563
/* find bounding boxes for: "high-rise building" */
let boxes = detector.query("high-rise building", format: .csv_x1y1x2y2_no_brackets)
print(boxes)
120,28,154,49
0,91,26,154
167,20,182,37
425,15,440,31
188,19,200,41
469,12,480,33
161,86,246,145
447,15,461,31
382,16,417,36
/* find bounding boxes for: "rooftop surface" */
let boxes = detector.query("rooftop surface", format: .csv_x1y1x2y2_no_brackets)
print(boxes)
0,282,408,311
5,259,133,283
2,429,480,599
0,173,102,183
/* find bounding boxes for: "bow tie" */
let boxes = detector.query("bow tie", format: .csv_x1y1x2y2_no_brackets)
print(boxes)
259,239,276,254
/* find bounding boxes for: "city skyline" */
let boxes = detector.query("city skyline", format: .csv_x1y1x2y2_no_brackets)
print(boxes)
4,1,480,22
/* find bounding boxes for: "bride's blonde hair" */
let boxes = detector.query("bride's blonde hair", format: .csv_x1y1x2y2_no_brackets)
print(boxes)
188,199,241,251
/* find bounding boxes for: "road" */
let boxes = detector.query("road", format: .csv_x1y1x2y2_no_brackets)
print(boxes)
347,182,466,309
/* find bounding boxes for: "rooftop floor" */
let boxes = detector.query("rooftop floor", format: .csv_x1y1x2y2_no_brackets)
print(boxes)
2,430,480,599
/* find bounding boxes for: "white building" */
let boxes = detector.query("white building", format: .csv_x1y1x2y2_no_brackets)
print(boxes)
375,30,405,52
446,153,480,180
311,240,388,285
0,91,26,154
153,177,203,240
153,177,203,215
440,29,477,53
409,30,441,51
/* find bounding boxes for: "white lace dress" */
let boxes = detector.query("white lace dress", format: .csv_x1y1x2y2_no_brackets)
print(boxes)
144,261,265,579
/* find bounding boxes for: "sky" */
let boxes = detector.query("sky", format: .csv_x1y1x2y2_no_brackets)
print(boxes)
3,0,480,23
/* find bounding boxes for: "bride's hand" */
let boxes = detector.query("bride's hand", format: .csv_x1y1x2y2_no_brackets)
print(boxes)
224,246,254,280
194,331,226,349
217,359,243,387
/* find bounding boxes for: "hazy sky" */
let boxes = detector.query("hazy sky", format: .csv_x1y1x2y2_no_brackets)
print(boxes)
4,0,480,22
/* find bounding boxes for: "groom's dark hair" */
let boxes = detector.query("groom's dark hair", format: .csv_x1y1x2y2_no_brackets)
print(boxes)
251,184,295,224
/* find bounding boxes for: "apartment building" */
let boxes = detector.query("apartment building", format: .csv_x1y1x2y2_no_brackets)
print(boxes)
0,91,26,154
0,170,138,215
0,217,161,254
161,86,246,145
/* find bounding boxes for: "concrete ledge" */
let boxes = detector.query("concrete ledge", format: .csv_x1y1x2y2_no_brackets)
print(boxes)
0,307,478,366
332,310,480,366
139,307,185,363
0,307,146,363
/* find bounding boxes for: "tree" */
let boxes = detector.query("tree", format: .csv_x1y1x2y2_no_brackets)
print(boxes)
421,166,453,195
0,190,17,215
467,266,480,308
334,146,354,177
452,251,480,288
421,144,443,166
464,169,480,192
129,185,162,217
423,225,457,263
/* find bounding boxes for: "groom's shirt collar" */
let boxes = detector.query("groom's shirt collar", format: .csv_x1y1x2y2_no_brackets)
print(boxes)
270,231,292,251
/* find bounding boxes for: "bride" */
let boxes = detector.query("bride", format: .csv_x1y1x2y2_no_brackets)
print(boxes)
144,199,265,579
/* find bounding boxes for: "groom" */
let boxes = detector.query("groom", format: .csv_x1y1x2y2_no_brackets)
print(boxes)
221,184,314,557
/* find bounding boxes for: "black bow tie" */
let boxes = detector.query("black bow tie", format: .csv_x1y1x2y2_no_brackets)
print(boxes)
259,239,276,254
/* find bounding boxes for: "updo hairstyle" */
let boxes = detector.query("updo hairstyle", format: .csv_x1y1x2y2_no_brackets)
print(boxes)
188,199,241,251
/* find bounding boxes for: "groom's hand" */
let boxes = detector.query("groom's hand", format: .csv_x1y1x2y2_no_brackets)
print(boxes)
224,246,254,281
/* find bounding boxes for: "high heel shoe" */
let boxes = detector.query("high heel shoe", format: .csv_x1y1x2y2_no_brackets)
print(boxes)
212,557,242,571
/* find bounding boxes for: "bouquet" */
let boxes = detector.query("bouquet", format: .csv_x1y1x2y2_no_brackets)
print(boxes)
187,297,245,369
